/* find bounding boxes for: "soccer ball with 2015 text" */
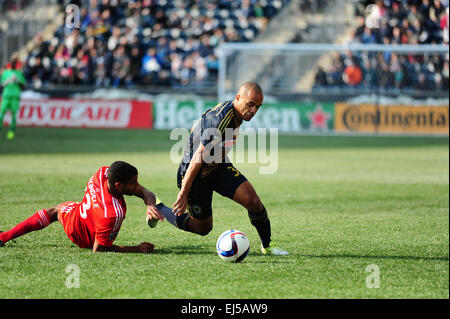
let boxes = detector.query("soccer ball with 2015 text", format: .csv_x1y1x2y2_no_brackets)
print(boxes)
216,229,250,262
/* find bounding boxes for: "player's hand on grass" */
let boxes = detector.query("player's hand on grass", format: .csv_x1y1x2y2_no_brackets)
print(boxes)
146,203,164,221
172,190,188,216
137,242,155,253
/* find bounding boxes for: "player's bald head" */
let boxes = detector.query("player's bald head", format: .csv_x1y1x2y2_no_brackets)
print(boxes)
238,81,263,99
233,81,264,121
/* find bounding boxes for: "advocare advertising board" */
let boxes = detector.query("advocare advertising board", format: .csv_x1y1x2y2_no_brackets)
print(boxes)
1,98,153,129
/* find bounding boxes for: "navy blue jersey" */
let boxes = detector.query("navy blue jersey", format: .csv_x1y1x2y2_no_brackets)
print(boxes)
178,101,242,181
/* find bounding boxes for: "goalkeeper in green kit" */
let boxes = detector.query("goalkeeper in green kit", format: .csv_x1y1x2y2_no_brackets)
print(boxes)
1,55,26,140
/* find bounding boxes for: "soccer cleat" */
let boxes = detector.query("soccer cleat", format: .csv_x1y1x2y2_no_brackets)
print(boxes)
146,215,159,228
0,231,4,247
261,243,289,256
7,131,15,140
146,196,163,228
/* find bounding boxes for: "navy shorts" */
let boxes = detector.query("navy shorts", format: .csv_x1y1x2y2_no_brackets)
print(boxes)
177,163,247,220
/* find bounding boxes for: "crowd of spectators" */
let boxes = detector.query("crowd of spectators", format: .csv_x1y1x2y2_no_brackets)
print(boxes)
0,0,34,14
21,0,287,89
314,0,449,92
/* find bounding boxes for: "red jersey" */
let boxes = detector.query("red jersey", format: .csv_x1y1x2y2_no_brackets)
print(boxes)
58,166,127,248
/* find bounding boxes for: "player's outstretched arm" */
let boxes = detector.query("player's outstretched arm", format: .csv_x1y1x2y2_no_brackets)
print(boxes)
134,183,165,221
133,183,156,205
93,240,154,253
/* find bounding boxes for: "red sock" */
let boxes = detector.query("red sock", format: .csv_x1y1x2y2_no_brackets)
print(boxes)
0,209,51,244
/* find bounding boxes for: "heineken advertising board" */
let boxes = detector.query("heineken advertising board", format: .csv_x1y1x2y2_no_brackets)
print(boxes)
153,99,334,133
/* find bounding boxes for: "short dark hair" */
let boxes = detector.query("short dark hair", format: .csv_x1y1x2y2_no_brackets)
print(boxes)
107,161,138,184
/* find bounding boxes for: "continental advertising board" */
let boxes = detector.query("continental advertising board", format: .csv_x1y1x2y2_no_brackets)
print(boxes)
335,103,449,135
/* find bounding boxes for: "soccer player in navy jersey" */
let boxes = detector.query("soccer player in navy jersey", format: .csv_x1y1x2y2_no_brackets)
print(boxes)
149,82,288,255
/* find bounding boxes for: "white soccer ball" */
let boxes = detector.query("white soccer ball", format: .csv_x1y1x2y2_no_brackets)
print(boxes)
216,229,250,262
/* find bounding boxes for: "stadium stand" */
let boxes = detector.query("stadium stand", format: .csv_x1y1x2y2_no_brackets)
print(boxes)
0,0,61,68
19,0,290,89
314,0,449,92
0,0,33,14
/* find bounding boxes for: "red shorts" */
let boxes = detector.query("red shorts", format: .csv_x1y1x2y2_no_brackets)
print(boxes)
57,201,89,248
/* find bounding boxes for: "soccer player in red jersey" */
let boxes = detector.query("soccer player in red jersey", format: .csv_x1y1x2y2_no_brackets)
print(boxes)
0,161,163,253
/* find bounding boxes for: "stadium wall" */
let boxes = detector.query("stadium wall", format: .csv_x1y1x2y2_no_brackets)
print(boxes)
1,96,448,136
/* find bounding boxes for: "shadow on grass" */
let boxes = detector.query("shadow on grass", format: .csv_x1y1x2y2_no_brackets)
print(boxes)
153,245,212,255
152,245,289,264
1,127,448,155
299,253,449,262
153,245,286,261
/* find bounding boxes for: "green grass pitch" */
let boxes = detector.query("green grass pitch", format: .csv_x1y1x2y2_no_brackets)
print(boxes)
0,127,448,298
